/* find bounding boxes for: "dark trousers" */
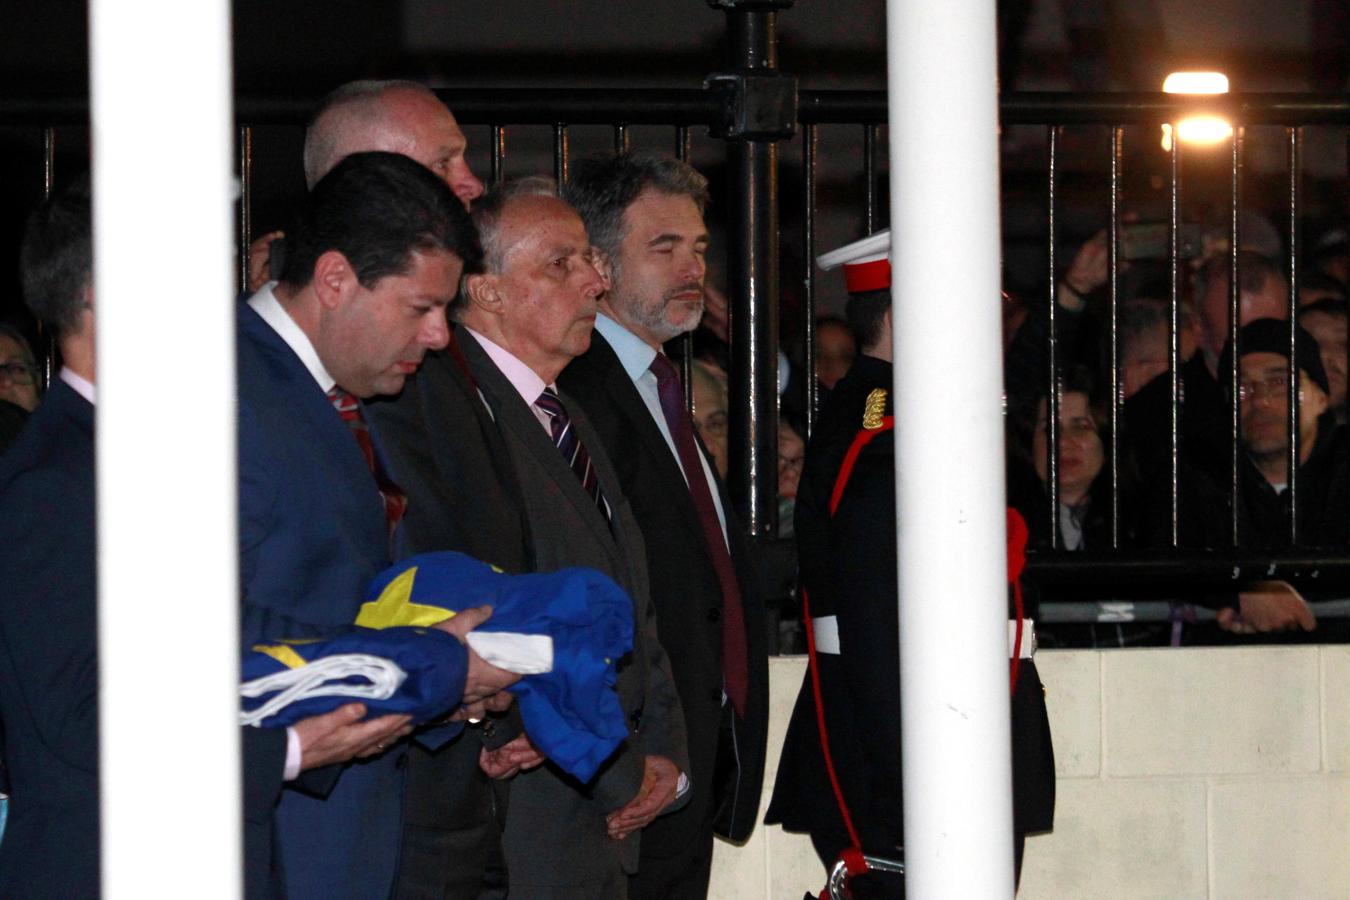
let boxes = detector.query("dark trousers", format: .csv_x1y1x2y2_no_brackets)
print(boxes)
626,828,714,900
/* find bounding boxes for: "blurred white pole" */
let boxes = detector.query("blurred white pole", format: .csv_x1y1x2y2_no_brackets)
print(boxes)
887,1,1014,897
90,0,240,896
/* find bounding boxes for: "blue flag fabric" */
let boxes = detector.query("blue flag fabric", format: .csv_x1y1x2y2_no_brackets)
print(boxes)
240,552,634,782
358,552,634,783
241,626,467,727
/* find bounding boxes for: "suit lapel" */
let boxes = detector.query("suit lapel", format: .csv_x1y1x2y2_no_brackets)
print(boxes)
239,303,376,504
459,332,617,553
584,333,711,545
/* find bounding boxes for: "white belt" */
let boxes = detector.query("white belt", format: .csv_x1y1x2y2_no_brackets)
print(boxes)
811,616,1036,660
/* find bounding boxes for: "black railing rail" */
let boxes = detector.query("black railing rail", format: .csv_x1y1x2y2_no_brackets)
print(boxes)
10,90,1349,129
9,87,1350,623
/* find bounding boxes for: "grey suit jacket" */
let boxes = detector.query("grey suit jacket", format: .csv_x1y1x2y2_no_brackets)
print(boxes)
459,331,689,898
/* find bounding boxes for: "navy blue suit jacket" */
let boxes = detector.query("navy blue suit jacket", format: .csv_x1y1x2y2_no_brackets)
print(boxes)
0,372,317,899
237,301,466,900
0,379,99,899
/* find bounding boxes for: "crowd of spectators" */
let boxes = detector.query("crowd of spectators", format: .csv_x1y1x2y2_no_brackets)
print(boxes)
998,220,1350,647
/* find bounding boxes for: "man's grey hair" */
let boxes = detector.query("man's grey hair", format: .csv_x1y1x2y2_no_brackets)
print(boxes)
452,176,560,318
561,149,709,272
472,176,561,274
302,79,439,188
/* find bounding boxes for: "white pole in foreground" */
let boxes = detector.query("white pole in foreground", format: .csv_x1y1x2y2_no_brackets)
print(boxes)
91,1,240,896
887,1,1014,896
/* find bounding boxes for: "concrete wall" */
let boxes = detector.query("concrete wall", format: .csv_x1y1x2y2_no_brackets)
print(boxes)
711,648,1350,899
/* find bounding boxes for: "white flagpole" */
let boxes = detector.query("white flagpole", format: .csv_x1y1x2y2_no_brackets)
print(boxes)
90,0,241,895
887,0,1015,896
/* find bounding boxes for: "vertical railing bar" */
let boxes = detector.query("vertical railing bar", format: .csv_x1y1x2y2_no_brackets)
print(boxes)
863,123,878,235
676,125,694,412
238,124,253,294
39,126,57,390
614,124,630,155
490,125,506,187
1168,121,1181,549
1108,125,1122,549
1046,125,1060,549
42,127,55,196
1286,125,1302,545
1229,127,1245,548
803,123,819,441
553,123,569,186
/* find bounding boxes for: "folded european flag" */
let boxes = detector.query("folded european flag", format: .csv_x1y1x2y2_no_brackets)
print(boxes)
240,552,634,782
241,626,467,728
358,552,634,782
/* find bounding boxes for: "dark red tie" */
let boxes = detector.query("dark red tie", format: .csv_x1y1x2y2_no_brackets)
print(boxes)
327,386,407,546
648,352,748,716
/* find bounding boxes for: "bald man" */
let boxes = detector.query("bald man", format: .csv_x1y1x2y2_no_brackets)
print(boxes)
247,80,484,292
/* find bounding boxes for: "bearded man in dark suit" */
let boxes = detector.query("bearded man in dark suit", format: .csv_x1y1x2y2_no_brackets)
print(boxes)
559,151,770,900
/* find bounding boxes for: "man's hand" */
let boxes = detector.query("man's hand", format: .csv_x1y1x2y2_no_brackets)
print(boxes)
605,755,680,841
433,605,522,719
246,230,284,293
1221,581,1318,634
292,702,412,772
479,733,547,780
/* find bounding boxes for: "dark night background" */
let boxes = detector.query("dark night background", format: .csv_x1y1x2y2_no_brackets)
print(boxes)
1,0,1346,356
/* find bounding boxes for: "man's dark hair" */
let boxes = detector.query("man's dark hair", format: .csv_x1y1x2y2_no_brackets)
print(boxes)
846,289,890,353
20,176,92,336
279,151,482,289
562,149,709,266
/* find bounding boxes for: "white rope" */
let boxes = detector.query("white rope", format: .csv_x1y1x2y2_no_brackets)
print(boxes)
239,654,407,727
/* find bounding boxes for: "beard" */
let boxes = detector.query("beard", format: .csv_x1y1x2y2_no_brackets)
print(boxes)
618,280,705,343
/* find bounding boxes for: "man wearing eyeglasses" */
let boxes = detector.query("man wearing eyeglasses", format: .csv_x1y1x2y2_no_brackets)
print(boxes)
1210,317,1350,637
0,326,38,413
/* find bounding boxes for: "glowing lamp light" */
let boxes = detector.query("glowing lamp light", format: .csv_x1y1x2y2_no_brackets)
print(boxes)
1162,71,1230,95
1160,70,1232,151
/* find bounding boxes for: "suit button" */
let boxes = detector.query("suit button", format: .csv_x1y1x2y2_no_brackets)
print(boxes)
396,753,409,770
709,688,722,704
706,607,722,623
630,709,643,731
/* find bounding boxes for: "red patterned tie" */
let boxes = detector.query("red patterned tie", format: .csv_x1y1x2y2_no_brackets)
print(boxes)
648,352,748,716
327,386,408,545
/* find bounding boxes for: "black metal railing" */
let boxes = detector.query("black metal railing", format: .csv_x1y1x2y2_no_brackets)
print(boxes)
6,86,1350,629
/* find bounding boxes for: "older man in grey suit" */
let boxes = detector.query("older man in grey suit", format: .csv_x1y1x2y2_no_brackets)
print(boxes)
451,177,689,898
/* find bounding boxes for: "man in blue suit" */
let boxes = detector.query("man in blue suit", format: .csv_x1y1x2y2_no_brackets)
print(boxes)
0,177,432,900
237,151,519,900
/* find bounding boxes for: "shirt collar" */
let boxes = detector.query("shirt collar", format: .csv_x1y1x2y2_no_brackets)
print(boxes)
595,313,660,383
59,367,96,405
248,282,336,394
462,326,550,406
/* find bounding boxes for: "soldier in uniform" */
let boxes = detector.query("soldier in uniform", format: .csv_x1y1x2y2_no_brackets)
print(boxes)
764,231,1056,898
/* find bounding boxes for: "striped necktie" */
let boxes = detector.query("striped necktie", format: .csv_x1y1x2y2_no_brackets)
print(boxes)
535,387,611,524
327,386,407,546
